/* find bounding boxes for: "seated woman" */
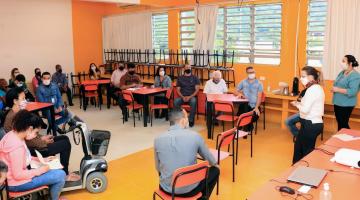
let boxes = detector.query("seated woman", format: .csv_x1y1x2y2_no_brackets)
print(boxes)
8,68,20,86
32,68,42,94
154,66,172,118
0,110,66,200
89,63,101,80
4,87,80,182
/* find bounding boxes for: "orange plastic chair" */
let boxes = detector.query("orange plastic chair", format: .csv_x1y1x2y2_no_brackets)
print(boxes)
212,100,239,139
84,84,101,110
209,128,237,195
2,179,49,200
150,88,173,126
235,111,255,162
153,161,209,200
122,90,144,127
255,92,266,134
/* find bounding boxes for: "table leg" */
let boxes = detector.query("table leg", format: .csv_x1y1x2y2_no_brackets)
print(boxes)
49,106,57,136
98,84,103,106
281,99,289,129
206,101,213,139
106,84,111,109
81,85,87,111
143,95,149,127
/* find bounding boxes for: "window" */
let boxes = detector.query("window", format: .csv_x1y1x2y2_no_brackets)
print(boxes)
306,0,327,67
180,10,196,51
215,3,282,65
152,13,168,50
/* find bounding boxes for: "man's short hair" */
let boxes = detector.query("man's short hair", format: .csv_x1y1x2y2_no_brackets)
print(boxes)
246,66,254,72
15,74,26,82
127,63,136,69
169,108,185,125
55,64,61,69
42,72,51,78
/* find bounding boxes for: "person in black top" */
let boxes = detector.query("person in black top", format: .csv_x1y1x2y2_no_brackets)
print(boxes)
8,74,35,102
174,65,200,127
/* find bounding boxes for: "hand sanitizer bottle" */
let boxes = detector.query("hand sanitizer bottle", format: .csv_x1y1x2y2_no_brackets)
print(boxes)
319,183,332,200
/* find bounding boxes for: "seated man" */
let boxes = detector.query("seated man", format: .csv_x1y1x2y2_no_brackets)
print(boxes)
37,72,71,132
154,109,219,199
107,63,127,109
234,66,263,117
203,70,228,95
174,65,200,127
9,74,35,102
52,64,73,106
4,87,79,181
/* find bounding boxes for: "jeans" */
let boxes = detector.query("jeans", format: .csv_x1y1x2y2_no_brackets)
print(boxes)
44,109,71,127
8,169,66,200
174,97,197,123
285,113,300,137
334,105,354,131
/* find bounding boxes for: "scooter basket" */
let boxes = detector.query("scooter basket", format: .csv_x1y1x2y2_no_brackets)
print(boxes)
90,130,111,156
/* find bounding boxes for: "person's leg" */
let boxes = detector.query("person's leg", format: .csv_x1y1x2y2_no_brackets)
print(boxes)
160,98,169,118
66,86,73,105
46,135,71,175
293,119,305,164
154,96,161,118
237,103,251,116
173,97,184,109
55,110,70,126
334,105,342,131
343,106,354,129
188,97,197,125
285,113,301,137
301,122,323,157
8,169,66,200
335,105,354,130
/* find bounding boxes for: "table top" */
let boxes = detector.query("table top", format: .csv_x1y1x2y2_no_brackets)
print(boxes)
130,87,168,95
206,93,248,103
26,102,53,112
247,128,360,200
324,128,360,150
81,79,111,85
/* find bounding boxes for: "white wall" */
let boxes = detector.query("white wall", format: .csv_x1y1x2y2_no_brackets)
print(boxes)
0,0,74,82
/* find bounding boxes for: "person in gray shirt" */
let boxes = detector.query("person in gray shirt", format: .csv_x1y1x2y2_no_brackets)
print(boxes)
154,108,220,199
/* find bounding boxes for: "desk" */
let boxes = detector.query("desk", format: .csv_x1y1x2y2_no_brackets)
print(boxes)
206,94,248,139
130,87,168,127
80,79,111,111
26,102,56,135
247,128,360,200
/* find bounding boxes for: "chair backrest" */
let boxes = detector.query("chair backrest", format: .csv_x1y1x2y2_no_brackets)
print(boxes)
213,100,234,113
217,128,236,149
171,161,209,189
165,88,173,100
122,90,134,102
236,111,254,128
84,84,98,92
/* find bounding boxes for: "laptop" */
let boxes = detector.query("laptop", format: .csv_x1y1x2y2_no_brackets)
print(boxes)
287,166,328,188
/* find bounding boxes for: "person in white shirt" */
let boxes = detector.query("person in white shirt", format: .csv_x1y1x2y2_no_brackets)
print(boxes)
203,71,228,94
291,66,324,164
107,63,127,109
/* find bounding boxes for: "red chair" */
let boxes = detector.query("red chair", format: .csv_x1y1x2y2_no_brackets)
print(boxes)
150,88,173,127
122,90,144,127
84,84,101,110
153,161,209,200
255,92,266,134
211,100,238,139
209,128,237,194
235,111,255,162
1,180,49,200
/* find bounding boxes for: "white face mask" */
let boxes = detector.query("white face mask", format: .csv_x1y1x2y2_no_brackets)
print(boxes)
19,100,28,110
300,77,309,86
43,79,51,86
16,83,23,87
340,62,348,70
248,73,256,80
159,71,165,76
91,66,96,71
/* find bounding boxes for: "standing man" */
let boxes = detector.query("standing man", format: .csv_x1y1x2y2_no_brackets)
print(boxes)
52,64,73,106
107,63,127,109
174,65,200,127
154,108,220,199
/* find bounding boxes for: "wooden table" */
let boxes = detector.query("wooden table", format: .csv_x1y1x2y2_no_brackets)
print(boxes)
130,87,168,127
26,102,56,135
80,79,111,110
206,93,248,139
247,128,360,200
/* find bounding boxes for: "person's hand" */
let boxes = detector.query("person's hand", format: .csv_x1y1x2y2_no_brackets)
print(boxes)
40,165,50,173
237,93,244,99
44,156,56,162
290,101,299,107
55,107,62,113
253,107,260,116
130,83,137,88
331,86,340,93
183,96,190,102
41,135,54,144
62,86,67,92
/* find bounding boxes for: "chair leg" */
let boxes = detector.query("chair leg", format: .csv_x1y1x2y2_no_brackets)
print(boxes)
222,121,225,132
236,137,239,165
251,130,253,158
151,109,153,127
232,142,235,182
133,111,136,127
216,178,219,195
263,105,266,130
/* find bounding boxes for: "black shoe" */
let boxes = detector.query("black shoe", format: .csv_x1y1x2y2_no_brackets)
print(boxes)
69,103,74,106
189,121,194,127
243,135,248,139
41,120,48,129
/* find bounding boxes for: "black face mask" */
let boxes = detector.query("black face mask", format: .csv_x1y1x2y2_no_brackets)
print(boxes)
128,71,135,75
184,69,191,74
213,79,220,84
57,69,62,73
36,72,41,77
119,67,125,71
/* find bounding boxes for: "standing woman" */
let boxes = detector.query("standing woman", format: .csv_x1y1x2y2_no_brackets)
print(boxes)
154,66,172,118
9,68,20,86
291,66,324,164
332,55,360,130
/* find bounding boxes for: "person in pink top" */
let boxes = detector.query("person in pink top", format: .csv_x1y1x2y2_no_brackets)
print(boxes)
32,68,42,94
0,110,66,200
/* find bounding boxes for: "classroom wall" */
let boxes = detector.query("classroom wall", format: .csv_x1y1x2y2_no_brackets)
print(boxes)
0,0,75,81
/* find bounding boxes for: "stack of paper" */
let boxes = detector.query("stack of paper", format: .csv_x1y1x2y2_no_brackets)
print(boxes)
333,134,360,142
30,150,63,170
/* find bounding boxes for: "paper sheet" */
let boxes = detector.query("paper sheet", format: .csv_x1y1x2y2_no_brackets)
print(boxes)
333,134,360,142
34,150,63,170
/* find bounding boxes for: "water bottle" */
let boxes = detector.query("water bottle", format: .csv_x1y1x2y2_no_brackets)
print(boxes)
319,183,332,200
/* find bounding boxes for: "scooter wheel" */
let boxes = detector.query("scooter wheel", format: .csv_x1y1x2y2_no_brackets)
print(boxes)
86,172,108,193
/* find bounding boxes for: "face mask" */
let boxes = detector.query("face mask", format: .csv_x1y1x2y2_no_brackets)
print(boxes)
119,66,124,71
91,66,96,71
184,69,191,74
248,73,256,80
159,71,165,76
128,71,135,75
16,83,23,87
340,62,348,70
213,79,220,84
57,69,62,73
300,77,309,86
43,80,51,86
36,72,41,77
19,100,28,110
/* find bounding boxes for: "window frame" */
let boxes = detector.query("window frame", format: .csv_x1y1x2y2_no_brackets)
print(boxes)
152,13,169,50
179,10,196,51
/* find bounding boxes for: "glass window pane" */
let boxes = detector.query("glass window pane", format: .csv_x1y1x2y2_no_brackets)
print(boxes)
152,13,168,50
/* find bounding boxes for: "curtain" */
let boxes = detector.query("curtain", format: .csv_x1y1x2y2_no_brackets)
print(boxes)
102,12,152,50
193,5,219,51
323,0,360,80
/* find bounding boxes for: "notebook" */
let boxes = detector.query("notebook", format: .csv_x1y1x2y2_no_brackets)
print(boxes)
287,166,327,187
30,150,63,170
